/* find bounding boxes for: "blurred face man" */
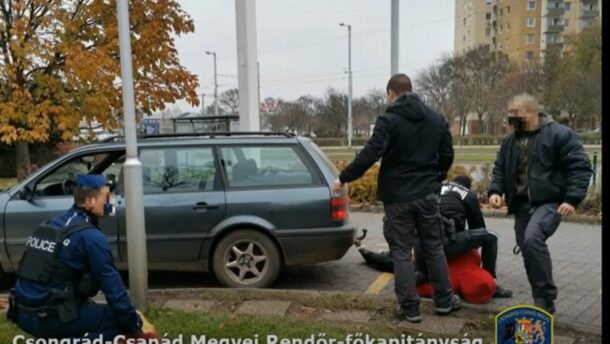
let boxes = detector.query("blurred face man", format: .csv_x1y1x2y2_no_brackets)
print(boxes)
507,94,540,132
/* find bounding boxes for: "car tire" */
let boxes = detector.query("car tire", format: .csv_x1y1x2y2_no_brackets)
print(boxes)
212,230,281,288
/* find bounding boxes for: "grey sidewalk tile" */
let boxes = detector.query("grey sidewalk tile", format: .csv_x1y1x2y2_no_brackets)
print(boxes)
397,315,465,335
164,299,217,312
236,300,292,317
320,310,371,323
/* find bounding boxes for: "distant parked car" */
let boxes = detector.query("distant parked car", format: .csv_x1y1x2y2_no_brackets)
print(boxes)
0,132,354,288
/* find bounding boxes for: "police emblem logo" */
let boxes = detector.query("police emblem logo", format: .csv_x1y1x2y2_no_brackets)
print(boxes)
495,305,553,344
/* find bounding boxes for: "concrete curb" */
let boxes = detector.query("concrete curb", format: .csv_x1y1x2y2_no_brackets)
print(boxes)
349,205,602,225
145,287,600,336
1,288,599,337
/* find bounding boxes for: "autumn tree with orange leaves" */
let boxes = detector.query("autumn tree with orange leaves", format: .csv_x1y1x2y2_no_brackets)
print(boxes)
0,0,199,178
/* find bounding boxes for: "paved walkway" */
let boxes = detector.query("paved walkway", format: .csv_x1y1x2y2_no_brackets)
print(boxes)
345,212,602,334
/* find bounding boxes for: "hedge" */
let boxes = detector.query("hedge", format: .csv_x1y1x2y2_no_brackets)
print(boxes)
315,132,601,146
333,160,601,216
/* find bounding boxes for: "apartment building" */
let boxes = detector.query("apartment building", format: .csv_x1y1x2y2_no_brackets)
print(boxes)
452,0,599,135
541,0,600,56
454,0,600,62
454,0,495,54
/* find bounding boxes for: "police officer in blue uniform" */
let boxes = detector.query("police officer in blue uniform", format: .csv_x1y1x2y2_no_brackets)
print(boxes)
7,175,142,340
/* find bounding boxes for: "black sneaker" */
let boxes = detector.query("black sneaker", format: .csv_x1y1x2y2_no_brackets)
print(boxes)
493,285,514,298
435,294,462,315
534,299,556,314
395,303,422,323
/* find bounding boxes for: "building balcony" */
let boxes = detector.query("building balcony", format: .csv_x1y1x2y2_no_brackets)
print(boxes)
545,7,565,16
580,9,599,18
547,41,565,47
544,24,565,33
545,36,565,45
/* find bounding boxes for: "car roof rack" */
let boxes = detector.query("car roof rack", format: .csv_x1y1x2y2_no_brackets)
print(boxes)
98,131,296,143
100,135,124,143
139,131,296,139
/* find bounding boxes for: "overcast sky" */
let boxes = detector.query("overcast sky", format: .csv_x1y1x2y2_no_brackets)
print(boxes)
169,0,455,113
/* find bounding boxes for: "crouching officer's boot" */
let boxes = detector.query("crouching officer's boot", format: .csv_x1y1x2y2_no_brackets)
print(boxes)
6,289,18,323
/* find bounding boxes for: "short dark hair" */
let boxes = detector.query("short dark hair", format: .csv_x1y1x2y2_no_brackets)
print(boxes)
386,74,412,95
73,186,103,207
452,175,472,189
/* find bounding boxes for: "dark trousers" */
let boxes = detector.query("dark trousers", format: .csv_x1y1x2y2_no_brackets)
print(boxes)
15,301,125,340
383,193,453,307
513,202,561,302
416,228,499,278
362,228,499,278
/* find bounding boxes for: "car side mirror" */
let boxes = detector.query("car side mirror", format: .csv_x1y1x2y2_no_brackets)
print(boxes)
20,185,34,201
106,173,117,192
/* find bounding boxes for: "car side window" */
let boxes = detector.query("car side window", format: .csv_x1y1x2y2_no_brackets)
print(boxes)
220,145,318,188
139,147,216,194
34,152,118,197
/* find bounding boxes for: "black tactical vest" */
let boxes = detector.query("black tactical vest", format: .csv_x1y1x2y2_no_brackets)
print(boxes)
17,220,92,284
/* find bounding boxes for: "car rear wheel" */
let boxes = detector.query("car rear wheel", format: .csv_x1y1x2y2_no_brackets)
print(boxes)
212,230,281,288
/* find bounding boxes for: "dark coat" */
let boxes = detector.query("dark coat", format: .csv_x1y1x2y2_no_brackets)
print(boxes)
440,181,486,232
339,93,454,204
488,114,592,213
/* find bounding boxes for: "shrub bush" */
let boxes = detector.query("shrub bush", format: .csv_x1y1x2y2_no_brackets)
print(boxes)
332,162,489,205
333,161,379,204
576,131,601,145
317,133,601,147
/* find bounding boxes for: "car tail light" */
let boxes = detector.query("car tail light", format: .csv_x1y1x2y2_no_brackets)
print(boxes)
331,196,348,221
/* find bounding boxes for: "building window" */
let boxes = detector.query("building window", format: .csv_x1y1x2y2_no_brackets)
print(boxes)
527,17,536,27
486,12,492,20
463,35,466,42
507,22,511,31
527,1,536,10
526,51,534,60
464,17,467,26
486,27,491,36
499,24,503,32
486,0,493,5
553,18,560,25
564,18,570,27
500,8,503,16
565,2,571,10
507,5,511,14
526,34,535,44
554,1,560,8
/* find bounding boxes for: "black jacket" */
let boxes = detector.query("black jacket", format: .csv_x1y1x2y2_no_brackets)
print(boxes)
339,93,454,204
440,181,486,232
488,113,592,213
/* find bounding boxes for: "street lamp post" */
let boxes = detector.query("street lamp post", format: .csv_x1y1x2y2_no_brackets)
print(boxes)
339,23,353,148
206,51,219,116
391,0,399,75
115,0,148,311
201,93,205,115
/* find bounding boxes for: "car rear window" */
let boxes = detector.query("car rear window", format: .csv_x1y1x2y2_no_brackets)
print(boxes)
306,140,339,175
219,145,321,188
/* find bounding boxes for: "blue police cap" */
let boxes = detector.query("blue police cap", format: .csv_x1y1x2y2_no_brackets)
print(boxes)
75,174,107,188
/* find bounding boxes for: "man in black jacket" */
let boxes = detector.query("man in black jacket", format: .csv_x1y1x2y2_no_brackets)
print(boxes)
417,175,512,297
357,175,513,298
488,93,592,314
333,73,460,323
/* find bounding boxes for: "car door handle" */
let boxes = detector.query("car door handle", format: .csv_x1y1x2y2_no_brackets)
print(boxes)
193,202,219,211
